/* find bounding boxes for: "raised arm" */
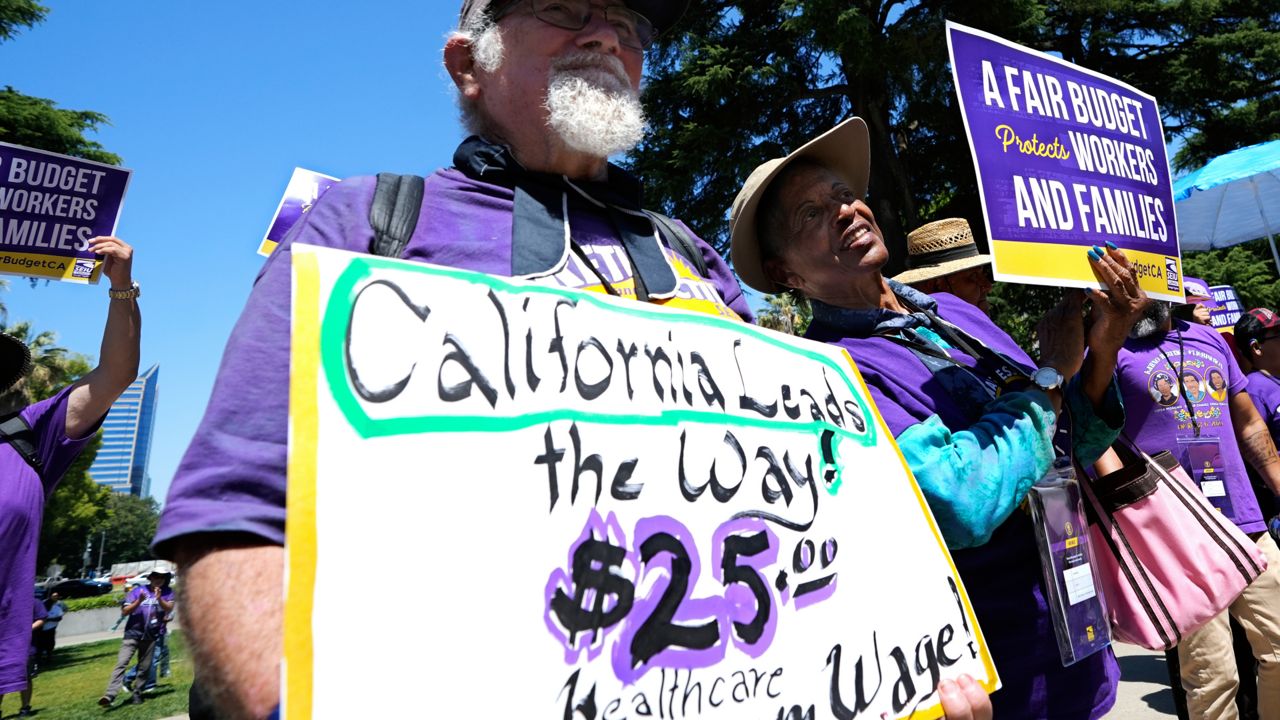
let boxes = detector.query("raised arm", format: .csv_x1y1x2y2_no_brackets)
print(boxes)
65,237,141,439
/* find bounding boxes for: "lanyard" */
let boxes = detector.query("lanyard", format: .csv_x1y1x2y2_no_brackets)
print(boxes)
1156,331,1202,437
875,296,1031,402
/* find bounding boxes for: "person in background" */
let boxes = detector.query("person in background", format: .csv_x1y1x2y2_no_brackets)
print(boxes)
0,598,45,718
125,571,175,693
730,117,1143,719
1098,296,1280,720
0,236,140,714
99,569,175,707
33,591,65,669
1173,277,1218,327
893,217,995,314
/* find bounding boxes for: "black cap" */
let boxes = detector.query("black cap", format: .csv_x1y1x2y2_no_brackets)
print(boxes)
459,0,691,35
1236,308,1280,346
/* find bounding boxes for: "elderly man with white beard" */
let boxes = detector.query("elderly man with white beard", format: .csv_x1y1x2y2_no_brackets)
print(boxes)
151,2,753,718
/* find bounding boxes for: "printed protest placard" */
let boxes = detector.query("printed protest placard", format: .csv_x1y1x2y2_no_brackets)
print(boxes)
1209,285,1243,331
0,142,131,283
947,22,1183,302
283,245,1000,719
257,168,338,257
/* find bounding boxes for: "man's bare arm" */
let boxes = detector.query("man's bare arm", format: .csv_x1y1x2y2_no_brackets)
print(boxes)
176,538,282,720
1230,391,1280,496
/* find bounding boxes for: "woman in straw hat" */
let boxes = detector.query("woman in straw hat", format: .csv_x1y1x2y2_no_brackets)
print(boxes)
729,118,1146,719
894,218,994,314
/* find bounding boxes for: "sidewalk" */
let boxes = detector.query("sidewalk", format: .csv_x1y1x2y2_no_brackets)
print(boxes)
1110,643,1178,718
63,629,1173,718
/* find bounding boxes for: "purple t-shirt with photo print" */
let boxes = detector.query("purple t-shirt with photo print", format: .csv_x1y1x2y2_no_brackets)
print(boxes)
1116,320,1263,533
0,386,102,694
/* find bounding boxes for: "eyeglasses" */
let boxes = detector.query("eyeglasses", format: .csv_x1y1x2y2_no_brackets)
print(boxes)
494,0,655,51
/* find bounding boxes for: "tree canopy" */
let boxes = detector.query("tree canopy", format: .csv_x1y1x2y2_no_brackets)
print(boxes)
0,0,121,165
632,0,1280,271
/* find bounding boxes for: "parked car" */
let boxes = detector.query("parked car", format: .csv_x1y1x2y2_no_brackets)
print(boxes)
37,578,113,599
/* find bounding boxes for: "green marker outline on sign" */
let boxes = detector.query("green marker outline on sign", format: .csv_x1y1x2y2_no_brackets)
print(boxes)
317,256,876,494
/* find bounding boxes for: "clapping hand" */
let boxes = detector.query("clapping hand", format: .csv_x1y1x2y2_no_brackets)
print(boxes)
1085,243,1146,352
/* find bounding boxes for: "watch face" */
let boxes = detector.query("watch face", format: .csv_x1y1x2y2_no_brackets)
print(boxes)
1034,367,1063,389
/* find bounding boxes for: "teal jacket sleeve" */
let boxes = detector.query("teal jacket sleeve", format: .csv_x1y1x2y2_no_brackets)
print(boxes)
1063,373,1125,467
896,389,1056,549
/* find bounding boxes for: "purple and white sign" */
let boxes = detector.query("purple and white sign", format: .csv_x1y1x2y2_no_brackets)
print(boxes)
947,22,1183,301
1209,285,1243,330
257,168,339,257
0,142,131,284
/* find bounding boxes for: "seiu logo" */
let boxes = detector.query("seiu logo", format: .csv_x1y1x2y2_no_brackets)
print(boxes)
1165,257,1180,292
72,258,94,278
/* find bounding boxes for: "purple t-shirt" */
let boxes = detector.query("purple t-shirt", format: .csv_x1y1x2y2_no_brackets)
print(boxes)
123,585,175,641
805,290,1119,720
154,167,751,553
1246,370,1280,449
1116,320,1263,533
0,386,100,694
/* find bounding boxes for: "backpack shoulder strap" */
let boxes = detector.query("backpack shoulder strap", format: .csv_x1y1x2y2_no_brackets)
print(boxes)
369,173,426,258
0,412,43,476
645,211,709,278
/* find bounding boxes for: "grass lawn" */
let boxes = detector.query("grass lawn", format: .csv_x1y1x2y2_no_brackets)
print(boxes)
0,633,192,720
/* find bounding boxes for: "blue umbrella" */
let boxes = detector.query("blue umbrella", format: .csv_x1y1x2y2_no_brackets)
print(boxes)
1174,138,1280,268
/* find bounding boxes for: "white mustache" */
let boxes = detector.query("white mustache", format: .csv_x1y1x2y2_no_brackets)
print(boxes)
550,51,630,89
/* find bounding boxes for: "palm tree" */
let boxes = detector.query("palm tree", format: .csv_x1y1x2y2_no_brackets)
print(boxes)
0,320,92,409
756,293,812,336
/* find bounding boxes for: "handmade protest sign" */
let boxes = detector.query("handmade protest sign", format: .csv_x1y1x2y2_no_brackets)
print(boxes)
283,245,998,719
947,22,1183,302
0,142,131,283
257,168,338,257
1209,285,1243,331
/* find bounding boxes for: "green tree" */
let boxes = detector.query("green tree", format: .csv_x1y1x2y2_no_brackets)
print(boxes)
1182,238,1280,312
0,0,45,41
99,494,160,569
633,0,1279,269
0,1,121,164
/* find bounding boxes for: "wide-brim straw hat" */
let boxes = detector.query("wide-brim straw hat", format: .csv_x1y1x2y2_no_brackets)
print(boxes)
0,333,31,394
892,218,991,285
729,118,870,294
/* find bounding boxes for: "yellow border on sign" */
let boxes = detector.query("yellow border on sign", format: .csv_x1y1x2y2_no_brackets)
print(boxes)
0,251,101,283
283,251,320,719
259,239,279,258
841,350,1001,716
991,240,1182,299
282,250,999,718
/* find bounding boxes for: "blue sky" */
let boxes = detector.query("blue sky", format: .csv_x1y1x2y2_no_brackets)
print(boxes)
1,2,480,502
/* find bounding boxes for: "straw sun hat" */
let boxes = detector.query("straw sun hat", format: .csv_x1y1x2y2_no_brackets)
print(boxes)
891,218,991,285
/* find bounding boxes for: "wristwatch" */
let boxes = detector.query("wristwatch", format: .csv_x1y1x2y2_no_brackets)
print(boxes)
1032,366,1064,392
108,281,141,300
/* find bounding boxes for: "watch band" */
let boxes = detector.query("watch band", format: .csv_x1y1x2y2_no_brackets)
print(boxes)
108,281,141,300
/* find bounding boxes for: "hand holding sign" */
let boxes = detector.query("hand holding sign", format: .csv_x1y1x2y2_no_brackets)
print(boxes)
939,675,993,720
88,236,133,289
1086,244,1147,352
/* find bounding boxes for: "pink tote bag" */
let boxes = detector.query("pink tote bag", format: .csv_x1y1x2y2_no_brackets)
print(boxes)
1082,442,1267,650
